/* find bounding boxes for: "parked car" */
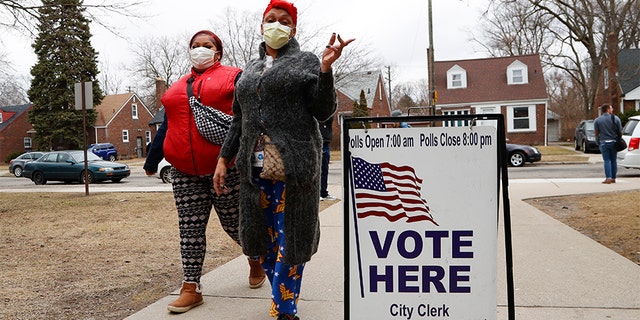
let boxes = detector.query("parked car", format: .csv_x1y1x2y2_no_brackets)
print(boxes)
8,151,45,177
157,158,173,184
506,143,542,167
574,120,599,153
88,143,118,161
22,150,130,185
617,115,640,170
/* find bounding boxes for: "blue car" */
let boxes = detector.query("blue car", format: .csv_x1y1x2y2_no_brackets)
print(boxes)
88,143,118,161
22,150,130,185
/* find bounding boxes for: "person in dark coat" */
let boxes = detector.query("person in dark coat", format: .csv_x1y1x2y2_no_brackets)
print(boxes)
213,1,353,319
319,116,336,200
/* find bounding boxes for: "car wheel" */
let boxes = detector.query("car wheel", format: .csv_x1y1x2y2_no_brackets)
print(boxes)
582,140,589,153
13,166,23,177
109,154,116,162
32,171,47,185
509,151,526,167
81,171,95,184
574,139,580,150
160,166,173,184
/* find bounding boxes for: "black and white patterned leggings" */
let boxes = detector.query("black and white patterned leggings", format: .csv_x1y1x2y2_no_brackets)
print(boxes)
171,166,241,283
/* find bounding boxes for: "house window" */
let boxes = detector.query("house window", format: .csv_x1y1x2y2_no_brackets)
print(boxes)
507,60,528,85
603,68,609,89
451,74,463,87
132,103,138,119
24,137,32,149
512,69,523,83
442,109,470,127
145,131,151,144
446,65,467,89
122,129,129,142
507,105,536,132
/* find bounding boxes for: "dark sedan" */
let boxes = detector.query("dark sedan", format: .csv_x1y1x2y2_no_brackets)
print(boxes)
506,143,542,167
574,120,599,153
22,150,130,185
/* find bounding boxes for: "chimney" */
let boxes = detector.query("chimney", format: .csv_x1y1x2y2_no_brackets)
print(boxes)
155,77,167,113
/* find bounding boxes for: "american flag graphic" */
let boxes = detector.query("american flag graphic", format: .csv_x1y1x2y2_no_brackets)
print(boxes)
351,157,438,225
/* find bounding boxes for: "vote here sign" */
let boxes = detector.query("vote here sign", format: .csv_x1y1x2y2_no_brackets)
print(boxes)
346,125,498,320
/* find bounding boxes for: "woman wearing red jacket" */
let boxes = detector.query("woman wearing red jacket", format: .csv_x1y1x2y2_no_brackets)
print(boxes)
144,30,265,314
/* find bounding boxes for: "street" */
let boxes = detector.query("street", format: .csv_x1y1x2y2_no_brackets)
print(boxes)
2,161,639,193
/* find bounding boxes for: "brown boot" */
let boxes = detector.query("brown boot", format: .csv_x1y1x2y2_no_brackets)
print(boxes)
248,257,266,289
167,281,203,313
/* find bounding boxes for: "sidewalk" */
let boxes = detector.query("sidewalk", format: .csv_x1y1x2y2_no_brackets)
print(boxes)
126,173,640,320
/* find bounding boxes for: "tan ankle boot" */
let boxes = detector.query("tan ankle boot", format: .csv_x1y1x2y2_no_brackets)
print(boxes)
248,257,266,289
167,281,203,313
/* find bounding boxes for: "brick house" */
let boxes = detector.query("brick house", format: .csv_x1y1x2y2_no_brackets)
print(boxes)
90,93,154,159
331,70,392,148
595,47,640,117
434,54,549,146
0,104,36,162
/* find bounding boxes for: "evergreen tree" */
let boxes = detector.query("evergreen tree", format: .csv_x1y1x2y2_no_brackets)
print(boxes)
352,90,369,117
27,0,103,150
350,90,370,128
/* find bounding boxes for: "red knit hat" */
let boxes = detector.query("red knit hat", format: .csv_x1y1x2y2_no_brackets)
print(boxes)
263,0,298,26
189,30,223,58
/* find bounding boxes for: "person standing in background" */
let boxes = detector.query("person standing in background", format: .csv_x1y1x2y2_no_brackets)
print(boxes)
319,115,336,201
593,103,623,184
144,29,265,314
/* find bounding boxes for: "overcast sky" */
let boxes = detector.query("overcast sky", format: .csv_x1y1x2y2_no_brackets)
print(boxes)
3,0,491,86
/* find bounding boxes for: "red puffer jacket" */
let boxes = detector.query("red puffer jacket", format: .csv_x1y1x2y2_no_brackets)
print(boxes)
162,62,241,175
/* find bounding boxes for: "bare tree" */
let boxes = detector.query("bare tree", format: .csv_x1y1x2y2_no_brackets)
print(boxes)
476,0,554,57
0,75,29,105
484,0,640,118
0,50,29,104
127,33,191,111
546,69,584,140
126,7,381,114
0,0,146,35
210,7,380,83
97,58,127,95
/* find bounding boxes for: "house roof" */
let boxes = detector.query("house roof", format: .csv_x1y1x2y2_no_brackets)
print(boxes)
150,107,165,125
0,104,31,132
434,54,548,106
618,48,640,94
335,70,383,108
94,93,152,126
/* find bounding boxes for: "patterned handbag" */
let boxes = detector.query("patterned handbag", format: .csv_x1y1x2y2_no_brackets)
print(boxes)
259,135,286,181
186,77,232,145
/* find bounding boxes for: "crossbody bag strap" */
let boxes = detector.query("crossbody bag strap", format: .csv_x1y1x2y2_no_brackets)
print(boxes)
186,76,196,101
611,114,622,137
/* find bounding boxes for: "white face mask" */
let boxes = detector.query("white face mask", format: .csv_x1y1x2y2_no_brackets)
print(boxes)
189,47,218,70
262,22,292,49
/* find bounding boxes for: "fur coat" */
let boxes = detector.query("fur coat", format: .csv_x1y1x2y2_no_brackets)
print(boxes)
219,38,336,264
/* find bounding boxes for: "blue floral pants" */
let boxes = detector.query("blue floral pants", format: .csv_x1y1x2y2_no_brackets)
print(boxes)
253,170,305,317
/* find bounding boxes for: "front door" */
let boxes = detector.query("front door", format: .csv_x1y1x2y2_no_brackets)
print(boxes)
136,137,143,158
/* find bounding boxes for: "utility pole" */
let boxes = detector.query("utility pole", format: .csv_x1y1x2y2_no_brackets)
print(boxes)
427,0,436,118
386,66,393,110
